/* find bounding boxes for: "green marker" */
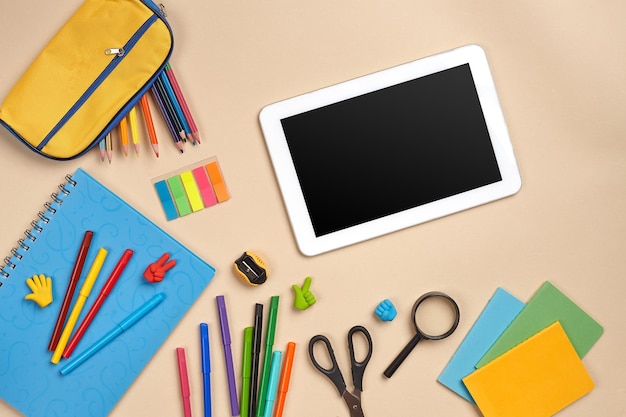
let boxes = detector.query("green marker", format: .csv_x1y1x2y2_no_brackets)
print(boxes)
256,295,279,417
241,327,254,417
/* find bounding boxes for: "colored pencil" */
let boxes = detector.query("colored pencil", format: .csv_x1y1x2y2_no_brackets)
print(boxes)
140,94,159,157
150,85,184,153
128,106,141,156
119,116,130,157
105,132,113,164
165,63,201,144
154,77,186,142
98,137,106,161
159,71,193,143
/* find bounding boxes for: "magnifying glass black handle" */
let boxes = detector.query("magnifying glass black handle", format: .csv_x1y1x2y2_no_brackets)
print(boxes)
383,333,422,378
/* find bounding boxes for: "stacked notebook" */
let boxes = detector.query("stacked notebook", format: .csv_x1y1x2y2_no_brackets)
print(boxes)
438,281,603,417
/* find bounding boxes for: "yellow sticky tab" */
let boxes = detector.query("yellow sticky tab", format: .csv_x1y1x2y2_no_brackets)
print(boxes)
180,171,204,212
463,322,594,417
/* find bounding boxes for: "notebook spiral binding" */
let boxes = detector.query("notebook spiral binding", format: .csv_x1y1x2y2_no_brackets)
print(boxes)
0,173,76,285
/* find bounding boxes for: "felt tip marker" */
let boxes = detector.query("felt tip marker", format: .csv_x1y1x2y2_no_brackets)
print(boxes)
200,323,212,417
217,295,240,416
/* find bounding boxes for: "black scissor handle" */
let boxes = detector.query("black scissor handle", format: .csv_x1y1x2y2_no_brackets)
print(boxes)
309,334,347,396
347,325,373,392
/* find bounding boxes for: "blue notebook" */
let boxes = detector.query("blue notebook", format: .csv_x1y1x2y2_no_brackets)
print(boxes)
0,168,215,417
437,288,525,403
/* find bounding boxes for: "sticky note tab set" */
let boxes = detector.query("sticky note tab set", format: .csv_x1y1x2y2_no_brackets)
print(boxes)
438,282,603,417
153,157,230,220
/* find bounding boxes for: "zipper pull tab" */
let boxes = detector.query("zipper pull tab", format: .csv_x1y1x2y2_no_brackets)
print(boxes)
104,47,125,57
159,3,167,17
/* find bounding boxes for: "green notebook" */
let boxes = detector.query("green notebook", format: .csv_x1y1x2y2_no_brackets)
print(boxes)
476,281,603,368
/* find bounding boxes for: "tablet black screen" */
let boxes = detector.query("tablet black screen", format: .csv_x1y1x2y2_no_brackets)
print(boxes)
280,63,502,237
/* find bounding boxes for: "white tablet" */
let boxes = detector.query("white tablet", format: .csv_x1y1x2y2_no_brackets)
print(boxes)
260,44,521,256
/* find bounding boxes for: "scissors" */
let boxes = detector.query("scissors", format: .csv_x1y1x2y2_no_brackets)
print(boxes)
384,291,460,378
308,325,373,417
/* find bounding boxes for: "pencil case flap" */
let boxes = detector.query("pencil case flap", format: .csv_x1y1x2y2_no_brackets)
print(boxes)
0,0,173,160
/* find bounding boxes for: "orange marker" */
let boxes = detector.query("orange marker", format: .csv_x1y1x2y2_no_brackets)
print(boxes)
273,342,295,417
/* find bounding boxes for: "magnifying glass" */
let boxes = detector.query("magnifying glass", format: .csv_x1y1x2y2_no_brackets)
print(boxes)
383,291,460,378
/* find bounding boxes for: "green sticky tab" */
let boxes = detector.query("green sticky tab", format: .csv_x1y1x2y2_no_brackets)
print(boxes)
167,175,192,216
476,281,603,368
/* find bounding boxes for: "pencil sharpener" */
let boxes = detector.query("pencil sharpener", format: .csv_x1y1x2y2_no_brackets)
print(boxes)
234,251,268,286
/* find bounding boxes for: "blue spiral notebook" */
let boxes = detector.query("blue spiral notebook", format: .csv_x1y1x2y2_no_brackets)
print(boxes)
0,168,215,417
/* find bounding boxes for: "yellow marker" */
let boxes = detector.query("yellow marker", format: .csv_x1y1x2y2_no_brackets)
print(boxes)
180,171,204,212
128,106,141,156
51,247,108,364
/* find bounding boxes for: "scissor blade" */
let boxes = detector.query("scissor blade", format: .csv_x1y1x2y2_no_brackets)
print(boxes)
342,390,365,417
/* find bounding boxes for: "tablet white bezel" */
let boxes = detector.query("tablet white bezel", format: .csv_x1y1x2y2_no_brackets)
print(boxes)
259,44,521,256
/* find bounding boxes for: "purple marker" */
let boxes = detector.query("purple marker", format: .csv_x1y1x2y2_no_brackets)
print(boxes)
217,295,240,416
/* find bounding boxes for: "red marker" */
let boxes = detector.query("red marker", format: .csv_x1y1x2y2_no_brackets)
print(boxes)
63,249,134,358
177,347,193,417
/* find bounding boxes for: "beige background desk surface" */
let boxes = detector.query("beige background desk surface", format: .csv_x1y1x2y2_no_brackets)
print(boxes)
1,1,625,416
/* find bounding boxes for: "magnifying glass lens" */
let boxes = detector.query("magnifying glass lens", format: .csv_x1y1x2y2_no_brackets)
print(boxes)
414,294,459,338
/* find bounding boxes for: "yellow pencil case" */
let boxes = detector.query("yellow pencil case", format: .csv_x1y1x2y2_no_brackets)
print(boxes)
0,0,173,160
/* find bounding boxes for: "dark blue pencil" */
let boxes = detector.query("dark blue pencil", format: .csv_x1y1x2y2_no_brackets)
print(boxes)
150,85,184,153
153,78,185,141
159,71,193,143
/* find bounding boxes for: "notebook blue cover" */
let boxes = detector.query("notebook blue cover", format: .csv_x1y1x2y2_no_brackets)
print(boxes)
0,168,215,417
437,288,525,403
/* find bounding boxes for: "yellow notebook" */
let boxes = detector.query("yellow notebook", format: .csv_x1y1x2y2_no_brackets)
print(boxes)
463,322,594,417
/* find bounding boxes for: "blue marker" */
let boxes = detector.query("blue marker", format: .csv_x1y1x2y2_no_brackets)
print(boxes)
200,323,212,417
60,293,166,375
263,350,283,417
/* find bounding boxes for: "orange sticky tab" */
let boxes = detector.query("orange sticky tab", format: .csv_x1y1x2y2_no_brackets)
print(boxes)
205,161,230,202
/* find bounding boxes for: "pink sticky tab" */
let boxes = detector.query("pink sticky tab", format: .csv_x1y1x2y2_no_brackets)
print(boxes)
192,166,218,207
